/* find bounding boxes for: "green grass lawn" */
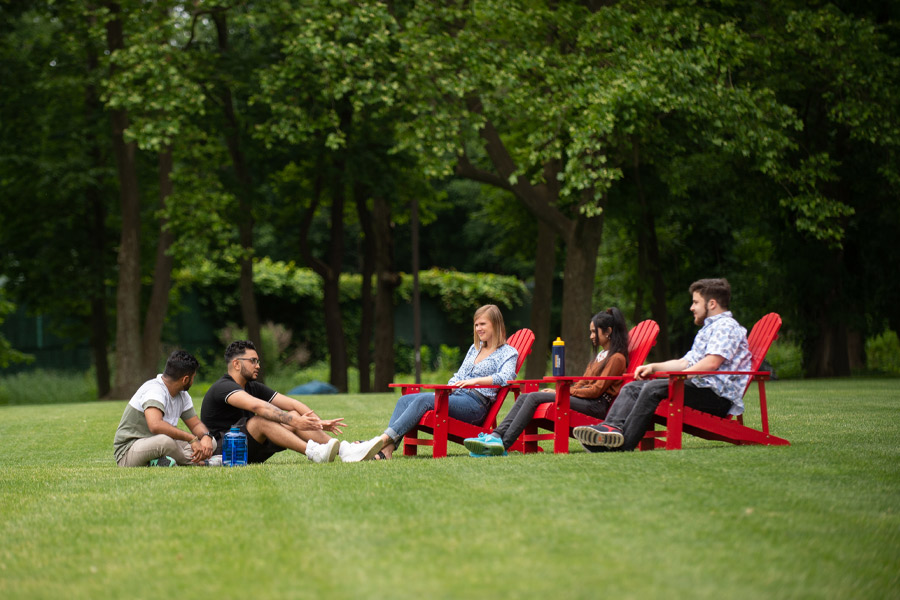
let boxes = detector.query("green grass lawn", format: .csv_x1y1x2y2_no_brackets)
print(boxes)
1,379,898,599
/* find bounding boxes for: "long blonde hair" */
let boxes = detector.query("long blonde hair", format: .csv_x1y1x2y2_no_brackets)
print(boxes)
473,304,507,349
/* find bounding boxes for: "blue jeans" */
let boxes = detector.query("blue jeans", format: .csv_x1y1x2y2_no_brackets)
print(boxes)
385,390,489,443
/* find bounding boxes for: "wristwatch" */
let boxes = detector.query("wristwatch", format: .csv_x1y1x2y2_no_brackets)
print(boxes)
199,432,214,440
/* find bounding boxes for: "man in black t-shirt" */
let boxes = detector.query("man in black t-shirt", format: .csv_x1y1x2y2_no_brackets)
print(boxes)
201,340,378,464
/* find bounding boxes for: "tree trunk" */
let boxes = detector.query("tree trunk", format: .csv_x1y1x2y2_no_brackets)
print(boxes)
559,208,604,374
355,185,375,393
323,176,348,392
85,38,111,398
140,148,176,378
524,220,556,379
373,195,399,392
806,285,851,378
213,12,261,354
106,4,143,399
632,142,669,358
459,110,602,377
299,159,349,392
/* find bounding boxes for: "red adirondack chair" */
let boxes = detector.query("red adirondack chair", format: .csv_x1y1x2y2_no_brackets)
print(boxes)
640,312,790,450
508,319,660,454
388,328,535,458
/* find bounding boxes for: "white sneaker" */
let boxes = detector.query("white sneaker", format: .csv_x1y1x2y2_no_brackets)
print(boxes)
306,438,340,463
339,436,384,463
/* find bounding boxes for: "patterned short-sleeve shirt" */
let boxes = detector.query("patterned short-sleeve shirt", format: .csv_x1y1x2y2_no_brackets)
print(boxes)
448,343,519,399
682,311,752,414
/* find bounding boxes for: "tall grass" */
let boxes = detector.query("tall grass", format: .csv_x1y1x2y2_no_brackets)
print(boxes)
0,369,97,406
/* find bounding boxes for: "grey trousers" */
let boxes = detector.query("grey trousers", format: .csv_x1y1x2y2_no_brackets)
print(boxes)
117,434,218,467
604,379,731,450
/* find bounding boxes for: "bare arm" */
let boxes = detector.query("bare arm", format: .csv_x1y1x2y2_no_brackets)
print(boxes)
145,407,195,442
452,375,496,388
144,409,212,464
634,358,690,380
228,390,343,434
685,354,726,373
635,355,726,380
271,392,345,433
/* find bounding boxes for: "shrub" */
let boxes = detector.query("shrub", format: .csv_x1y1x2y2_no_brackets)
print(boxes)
0,369,96,406
437,344,461,371
766,337,805,379
394,342,433,374
865,329,900,375
218,321,299,375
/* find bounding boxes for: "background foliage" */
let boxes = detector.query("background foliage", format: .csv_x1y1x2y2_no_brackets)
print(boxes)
1,0,899,393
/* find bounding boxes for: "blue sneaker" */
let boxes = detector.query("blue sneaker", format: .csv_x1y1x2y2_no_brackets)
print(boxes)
148,456,176,467
464,433,506,456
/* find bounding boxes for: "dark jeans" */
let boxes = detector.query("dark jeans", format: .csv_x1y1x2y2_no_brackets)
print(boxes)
493,391,611,449
604,379,732,451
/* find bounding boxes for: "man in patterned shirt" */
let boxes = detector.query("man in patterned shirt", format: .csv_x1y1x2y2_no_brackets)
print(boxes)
574,278,751,451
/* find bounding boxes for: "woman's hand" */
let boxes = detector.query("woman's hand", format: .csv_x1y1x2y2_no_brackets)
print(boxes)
454,378,481,388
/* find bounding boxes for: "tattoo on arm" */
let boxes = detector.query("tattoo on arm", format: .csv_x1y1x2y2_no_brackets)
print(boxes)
264,406,293,425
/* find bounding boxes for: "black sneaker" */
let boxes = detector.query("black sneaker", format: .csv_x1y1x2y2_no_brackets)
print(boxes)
573,424,624,448
148,456,176,467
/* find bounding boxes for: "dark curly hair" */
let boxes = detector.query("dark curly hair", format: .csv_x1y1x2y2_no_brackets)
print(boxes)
163,350,199,380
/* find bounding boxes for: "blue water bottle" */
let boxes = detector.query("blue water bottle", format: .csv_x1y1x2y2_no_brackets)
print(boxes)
552,337,566,376
222,426,248,467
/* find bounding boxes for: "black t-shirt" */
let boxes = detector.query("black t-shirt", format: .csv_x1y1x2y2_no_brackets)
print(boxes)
201,374,277,438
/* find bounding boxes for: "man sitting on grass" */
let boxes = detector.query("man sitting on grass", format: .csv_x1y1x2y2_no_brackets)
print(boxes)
574,278,751,452
114,350,216,467
201,340,380,464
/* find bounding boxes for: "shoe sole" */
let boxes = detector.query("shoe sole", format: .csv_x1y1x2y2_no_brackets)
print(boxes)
464,438,506,456
573,426,624,448
577,438,606,453
326,439,340,462
341,437,385,462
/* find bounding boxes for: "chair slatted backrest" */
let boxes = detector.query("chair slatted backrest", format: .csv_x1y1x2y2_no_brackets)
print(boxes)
482,328,535,427
626,320,660,375
743,313,782,396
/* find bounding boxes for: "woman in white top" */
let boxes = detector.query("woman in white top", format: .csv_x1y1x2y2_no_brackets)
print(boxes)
354,304,518,460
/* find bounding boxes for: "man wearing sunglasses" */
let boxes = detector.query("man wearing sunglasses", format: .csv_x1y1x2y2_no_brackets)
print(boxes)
202,340,376,464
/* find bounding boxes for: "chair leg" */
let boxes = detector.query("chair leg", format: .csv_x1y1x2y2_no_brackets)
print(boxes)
403,432,418,456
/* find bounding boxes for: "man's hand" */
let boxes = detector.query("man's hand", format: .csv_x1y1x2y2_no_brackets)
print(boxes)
289,411,325,431
318,417,345,435
190,436,214,463
634,364,654,380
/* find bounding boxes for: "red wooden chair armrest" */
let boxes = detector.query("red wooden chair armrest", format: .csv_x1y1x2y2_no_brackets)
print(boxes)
651,370,771,378
388,383,506,390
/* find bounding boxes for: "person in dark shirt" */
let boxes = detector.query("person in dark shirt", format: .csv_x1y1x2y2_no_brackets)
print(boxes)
202,340,359,464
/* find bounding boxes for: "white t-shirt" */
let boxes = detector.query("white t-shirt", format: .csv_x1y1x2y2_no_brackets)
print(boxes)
113,375,196,462
126,374,194,426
